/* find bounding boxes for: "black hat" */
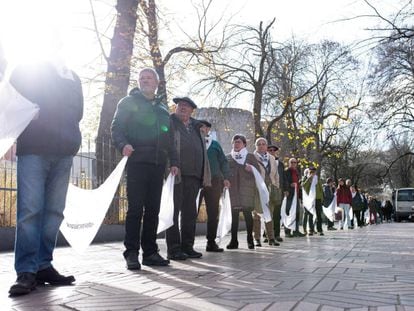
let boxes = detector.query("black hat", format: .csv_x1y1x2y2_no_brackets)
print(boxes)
173,96,197,109
199,120,212,127
309,166,317,171
267,145,279,151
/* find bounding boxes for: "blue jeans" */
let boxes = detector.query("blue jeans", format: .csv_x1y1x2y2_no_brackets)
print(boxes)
14,155,73,274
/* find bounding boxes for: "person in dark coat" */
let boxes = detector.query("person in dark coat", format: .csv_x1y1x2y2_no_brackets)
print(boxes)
267,145,284,242
9,61,83,296
167,97,211,260
323,178,337,230
111,68,179,270
283,158,305,237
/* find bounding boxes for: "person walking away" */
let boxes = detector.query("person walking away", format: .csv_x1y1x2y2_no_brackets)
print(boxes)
111,68,179,270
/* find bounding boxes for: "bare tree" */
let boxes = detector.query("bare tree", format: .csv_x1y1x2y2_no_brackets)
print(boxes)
195,19,277,137
138,0,226,102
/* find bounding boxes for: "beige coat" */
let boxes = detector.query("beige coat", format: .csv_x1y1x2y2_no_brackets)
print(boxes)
253,151,279,188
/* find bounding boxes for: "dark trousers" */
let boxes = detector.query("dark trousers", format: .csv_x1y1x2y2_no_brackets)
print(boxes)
124,162,165,258
327,219,335,228
166,175,201,254
272,189,282,238
285,194,300,234
314,199,323,232
303,209,314,233
353,210,362,227
201,176,223,243
230,210,253,243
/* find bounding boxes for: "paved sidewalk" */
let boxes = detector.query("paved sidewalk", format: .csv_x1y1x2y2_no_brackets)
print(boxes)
2,223,414,311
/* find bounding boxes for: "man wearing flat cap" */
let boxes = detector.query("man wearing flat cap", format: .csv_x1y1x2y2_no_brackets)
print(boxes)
167,97,211,260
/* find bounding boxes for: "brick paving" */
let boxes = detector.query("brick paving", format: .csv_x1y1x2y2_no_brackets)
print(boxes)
1,223,414,311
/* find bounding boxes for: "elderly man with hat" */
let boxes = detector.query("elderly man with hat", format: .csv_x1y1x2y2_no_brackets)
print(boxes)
199,120,231,252
167,96,211,260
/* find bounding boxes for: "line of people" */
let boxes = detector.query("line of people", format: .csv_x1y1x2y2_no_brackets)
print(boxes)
8,64,388,297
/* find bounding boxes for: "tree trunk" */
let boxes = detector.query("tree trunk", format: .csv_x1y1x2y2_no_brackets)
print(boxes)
141,0,167,102
96,0,139,223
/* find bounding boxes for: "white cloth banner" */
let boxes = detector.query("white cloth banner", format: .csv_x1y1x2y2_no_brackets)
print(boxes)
281,190,297,230
60,156,128,253
157,173,175,234
302,181,316,216
251,166,272,222
322,193,336,222
0,81,39,158
216,188,232,240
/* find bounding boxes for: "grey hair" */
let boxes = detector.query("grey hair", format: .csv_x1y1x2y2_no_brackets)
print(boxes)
139,68,159,81
255,137,268,146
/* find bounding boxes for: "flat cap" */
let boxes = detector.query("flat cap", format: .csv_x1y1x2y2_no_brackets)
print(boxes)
173,96,197,109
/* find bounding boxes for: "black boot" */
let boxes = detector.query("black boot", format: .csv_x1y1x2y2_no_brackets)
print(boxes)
9,273,37,296
247,235,255,249
226,240,239,249
36,266,75,285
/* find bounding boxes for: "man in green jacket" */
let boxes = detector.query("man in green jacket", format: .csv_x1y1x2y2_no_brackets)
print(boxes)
199,120,231,252
111,68,179,270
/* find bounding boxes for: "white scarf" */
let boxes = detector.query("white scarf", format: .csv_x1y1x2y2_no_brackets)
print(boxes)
231,147,248,164
254,150,269,168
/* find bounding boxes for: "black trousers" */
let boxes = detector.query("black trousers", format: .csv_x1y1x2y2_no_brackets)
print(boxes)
272,188,282,238
314,199,323,233
303,209,314,233
201,176,223,243
166,175,201,254
124,162,165,258
230,209,253,242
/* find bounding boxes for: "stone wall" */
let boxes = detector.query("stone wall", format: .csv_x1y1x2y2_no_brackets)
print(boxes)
194,107,255,154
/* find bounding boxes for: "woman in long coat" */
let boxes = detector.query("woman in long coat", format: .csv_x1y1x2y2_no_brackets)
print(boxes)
226,134,260,250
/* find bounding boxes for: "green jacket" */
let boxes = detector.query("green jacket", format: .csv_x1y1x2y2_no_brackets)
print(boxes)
303,176,324,200
207,140,230,180
111,88,178,167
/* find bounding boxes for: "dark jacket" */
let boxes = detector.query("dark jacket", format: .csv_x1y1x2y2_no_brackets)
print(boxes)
283,167,301,199
323,184,334,207
351,191,363,211
111,88,178,167
10,62,83,156
170,114,211,187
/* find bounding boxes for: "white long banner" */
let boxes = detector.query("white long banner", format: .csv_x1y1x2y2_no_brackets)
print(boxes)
0,81,39,158
60,156,128,253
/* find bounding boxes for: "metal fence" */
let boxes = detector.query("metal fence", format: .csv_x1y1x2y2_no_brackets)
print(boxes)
0,138,127,227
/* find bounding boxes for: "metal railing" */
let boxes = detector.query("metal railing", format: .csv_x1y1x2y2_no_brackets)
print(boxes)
0,138,127,227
